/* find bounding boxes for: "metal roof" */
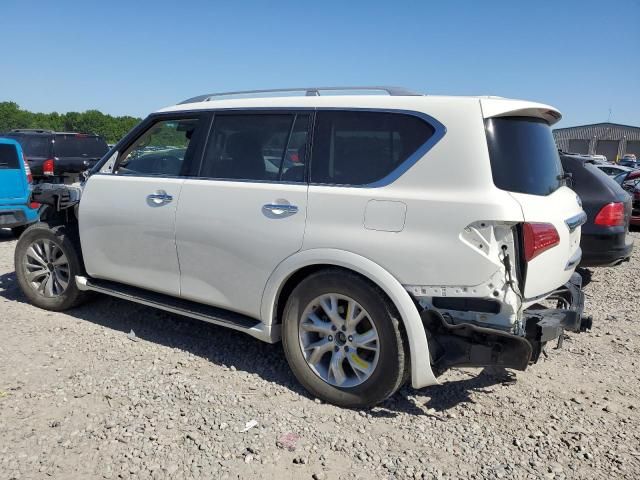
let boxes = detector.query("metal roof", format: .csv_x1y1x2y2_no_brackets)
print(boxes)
554,122,640,132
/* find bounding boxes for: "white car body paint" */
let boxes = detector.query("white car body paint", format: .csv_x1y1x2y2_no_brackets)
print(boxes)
77,92,582,391
260,248,439,388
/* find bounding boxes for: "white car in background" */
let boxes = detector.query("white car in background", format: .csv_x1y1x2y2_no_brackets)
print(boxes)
14,87,589,407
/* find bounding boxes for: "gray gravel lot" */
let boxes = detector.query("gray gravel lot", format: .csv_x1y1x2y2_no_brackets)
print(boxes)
0,228,639,480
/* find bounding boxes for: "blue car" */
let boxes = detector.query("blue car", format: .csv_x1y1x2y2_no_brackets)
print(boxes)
0,138,39,236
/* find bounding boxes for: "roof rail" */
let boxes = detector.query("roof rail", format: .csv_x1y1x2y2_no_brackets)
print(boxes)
179,86,423,104
10,128,54,134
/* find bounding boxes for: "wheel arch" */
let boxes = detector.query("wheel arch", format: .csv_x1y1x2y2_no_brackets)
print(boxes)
261,248,438,388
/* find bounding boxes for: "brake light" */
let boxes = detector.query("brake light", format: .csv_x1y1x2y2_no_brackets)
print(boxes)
523,222,560,262
30,202,40,209
594,202,625,227
22,158,32,183
43,158,55,176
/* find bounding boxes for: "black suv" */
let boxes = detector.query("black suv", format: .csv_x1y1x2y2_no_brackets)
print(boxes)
2,129,109,182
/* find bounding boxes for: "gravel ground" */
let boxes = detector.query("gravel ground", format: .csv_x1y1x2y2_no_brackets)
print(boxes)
0,228,639,480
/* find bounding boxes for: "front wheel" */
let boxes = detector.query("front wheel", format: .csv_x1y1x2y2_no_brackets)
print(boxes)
14,222,90,311
282,269,409,408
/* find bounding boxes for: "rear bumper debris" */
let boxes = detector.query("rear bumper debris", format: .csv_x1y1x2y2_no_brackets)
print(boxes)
421,272,591,376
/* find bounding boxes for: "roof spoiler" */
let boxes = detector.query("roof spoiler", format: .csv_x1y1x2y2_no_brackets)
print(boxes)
480,98,562,125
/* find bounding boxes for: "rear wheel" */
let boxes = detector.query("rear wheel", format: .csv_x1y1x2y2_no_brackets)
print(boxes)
14,222,90,311
282,269,409,408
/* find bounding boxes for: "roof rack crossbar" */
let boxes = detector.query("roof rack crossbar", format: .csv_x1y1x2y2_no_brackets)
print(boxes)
179,86,422,104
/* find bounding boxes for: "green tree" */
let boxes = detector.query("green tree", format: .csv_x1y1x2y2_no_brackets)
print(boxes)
0,101,142,143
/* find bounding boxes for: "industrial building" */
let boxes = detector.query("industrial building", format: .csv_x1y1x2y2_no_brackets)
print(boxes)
553,122,640,162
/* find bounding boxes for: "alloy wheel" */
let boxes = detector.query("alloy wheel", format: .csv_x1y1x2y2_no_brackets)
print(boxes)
298,293,380,388
22,239,70,298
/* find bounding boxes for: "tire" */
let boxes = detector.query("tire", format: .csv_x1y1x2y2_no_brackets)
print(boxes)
282,269,409,408
14,222,90,311
10,226,27,238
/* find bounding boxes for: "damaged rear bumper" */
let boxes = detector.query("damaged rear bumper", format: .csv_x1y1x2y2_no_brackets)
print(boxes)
421,273,591,376
523,272,591,362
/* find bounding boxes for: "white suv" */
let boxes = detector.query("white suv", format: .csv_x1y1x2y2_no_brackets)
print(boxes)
15,87,590,407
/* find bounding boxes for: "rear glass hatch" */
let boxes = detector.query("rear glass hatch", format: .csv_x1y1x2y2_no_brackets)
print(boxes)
5,133,51,159
53,134,109,159
485,117,563,196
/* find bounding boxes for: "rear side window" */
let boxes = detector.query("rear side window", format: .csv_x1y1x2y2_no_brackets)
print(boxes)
54,135,109,158
8,135,50,157
200,113,310,182
0,144,20,169
310,111,435,186
485,117,562,196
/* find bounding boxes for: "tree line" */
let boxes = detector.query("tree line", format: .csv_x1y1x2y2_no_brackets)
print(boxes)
0,101,141,144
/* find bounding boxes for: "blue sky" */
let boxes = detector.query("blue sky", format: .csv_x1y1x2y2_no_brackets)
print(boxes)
1,0,638,127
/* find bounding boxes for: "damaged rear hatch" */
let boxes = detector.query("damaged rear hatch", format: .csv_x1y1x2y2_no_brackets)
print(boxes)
482,102,585,300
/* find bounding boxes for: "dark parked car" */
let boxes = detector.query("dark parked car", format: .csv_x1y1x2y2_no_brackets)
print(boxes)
561,153,634,266
2,129,109,182
614,169,640,227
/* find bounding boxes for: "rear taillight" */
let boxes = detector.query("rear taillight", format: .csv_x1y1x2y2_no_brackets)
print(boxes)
22,158,32,183
594,202,625,227
43,158,55,176
29,202,40,209
523,222,560,262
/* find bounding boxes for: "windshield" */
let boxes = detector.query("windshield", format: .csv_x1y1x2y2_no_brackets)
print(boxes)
54,134,109,158
485,117,563,196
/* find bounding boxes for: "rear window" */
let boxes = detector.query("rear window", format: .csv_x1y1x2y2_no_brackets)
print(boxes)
310,111,435,185
0,143,20,169
53,135,109,158
485,117,562,196
7,134,51,157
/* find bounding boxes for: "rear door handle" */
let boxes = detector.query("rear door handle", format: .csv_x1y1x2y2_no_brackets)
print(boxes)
147,190,173,205
262,203,299,217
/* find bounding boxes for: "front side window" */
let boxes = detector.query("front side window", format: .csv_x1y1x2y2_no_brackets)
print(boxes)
116,118,202,176
310,111,435,185
200,113,310,182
